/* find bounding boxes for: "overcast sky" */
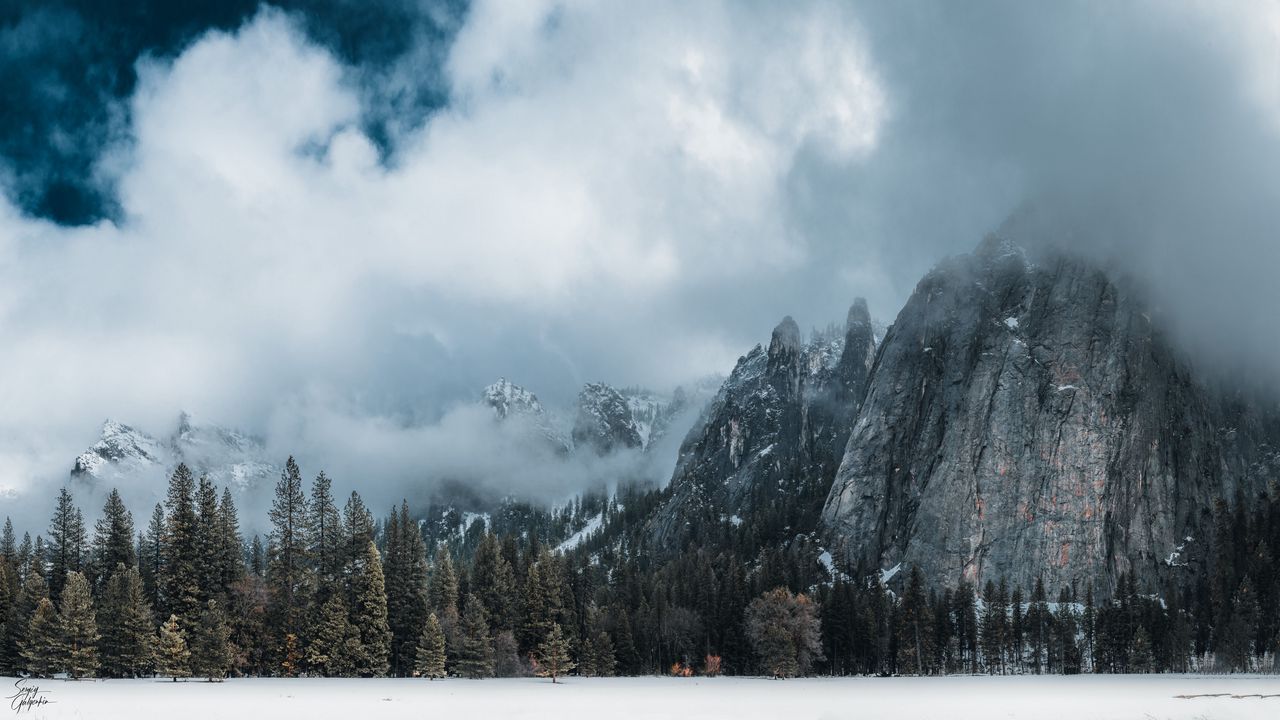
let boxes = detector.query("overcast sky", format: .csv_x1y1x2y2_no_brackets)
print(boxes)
4,1,1280,507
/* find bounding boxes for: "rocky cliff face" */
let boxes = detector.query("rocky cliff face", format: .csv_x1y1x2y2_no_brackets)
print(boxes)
821,237,1280,595
572,382,644,454
646,301,877,551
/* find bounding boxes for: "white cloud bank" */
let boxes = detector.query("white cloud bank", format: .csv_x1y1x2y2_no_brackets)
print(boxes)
0,1,887,508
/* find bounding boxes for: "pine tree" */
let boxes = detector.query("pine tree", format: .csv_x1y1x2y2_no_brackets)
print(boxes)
414,612,447,679
611,605,639,675
536,622,575,683
227,569,269,676
98,564,155,677
47,488,86,600
1028,577,1048,674
384,501,430,675
342,491,374,571
25,535,39,580
520,550,564,653
307,594,362,677
309,472,343,605
1009,586,1025,672
1055,587,1081,674
21,598,61,677
194,475,222,603
428,545,460,660
456,594,494,678
897,566,933,675
91,489,135,588
156,614,191,681
3,568,47,675
952,580,979,673
1082,583,1097,672
1129,625,1155,673
580,606,616,677
0,518,15,568
1219,575,1259,672
267,456,312,662
190,600,233,681
162,465,202,628
980,579,1007,673
304,474,343,672
140,504,165,611
428,546,459,620
249,535,265,577
59,571,99,678
351,540,391,676
0,561,11,674
216,488,245,591
472,532,518,634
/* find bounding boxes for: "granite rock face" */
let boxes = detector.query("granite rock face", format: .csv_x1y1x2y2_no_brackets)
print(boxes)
646,301,877,551
821,237,1280,595
572,382,646,454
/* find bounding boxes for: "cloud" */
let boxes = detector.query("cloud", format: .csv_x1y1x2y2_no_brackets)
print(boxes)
0,2,886,510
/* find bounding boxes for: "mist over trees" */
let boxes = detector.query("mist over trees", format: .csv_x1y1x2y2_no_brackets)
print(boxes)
0,459,1277,679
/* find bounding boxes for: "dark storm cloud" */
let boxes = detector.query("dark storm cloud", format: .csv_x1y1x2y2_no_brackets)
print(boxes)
0,0,466,224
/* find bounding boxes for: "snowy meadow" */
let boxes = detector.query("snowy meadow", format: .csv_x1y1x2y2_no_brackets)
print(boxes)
4,674,1278,720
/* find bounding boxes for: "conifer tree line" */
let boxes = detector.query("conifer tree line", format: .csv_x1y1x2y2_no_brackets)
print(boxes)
0,463,1277,679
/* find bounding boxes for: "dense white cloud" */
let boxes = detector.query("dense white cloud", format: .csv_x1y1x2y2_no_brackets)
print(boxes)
0,1,887,507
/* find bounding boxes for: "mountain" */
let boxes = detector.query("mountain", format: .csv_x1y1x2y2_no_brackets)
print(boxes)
572,382,645,454
821,236,1280,594
645,300,877,552
71,420,167,481
483,377,572,454
71,413,278,495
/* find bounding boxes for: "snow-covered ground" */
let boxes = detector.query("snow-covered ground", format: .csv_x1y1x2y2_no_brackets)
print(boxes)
4,674,1277,720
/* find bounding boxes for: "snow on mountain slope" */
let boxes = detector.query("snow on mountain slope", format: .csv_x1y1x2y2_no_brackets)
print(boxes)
71,413,278,496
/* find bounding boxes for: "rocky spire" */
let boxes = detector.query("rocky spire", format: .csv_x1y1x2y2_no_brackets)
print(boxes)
767,316,802,363
835,298,876,410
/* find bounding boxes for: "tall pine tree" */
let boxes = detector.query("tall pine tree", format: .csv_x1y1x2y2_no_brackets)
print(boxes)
59,571,99,678
140,504,165,613
98,563,155,677
385,501,430,675
456,594,494,678
190,599,233,681
47,488,86,600
351,540,391,677
535,622,575,683
414,612,447,679
91,489,135,589
21,597,61,677
267,456,312,665
156,614,191,681
162,465,202,627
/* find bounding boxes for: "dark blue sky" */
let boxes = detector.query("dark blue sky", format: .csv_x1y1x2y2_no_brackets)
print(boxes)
0,0,465,224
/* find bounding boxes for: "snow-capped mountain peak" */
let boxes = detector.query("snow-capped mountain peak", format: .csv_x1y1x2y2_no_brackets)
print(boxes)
71,413,278,495
483,377,547,420
72,419,167,479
